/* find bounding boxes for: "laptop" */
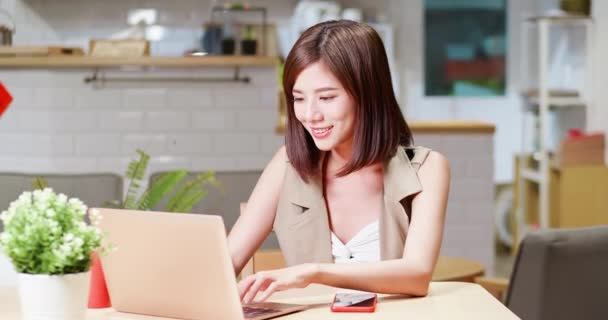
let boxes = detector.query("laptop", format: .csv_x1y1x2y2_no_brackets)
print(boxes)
94,208,307,320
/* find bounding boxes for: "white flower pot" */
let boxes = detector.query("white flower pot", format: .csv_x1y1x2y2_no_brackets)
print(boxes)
17,271,91,320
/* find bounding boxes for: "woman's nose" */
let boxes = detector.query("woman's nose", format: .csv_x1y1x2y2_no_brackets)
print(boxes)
305,101,323,122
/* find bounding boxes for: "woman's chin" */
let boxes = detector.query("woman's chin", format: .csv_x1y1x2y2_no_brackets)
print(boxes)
312,140,334,151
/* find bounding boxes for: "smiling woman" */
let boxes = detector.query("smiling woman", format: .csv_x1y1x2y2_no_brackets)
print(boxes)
291,63,356,156
227,20,450,304
283,21,413,181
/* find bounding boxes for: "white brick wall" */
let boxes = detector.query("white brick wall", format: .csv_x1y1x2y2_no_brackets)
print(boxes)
167,89,213,109
122,134,167,155
98,111,145,132
123,89,168,109
192,111,237,131
0,67,279,175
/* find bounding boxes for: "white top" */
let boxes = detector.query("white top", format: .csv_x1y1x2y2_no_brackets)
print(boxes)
331,220,381,263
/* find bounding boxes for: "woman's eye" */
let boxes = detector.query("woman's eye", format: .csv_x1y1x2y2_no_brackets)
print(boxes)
293,97,304,103
320,96,335,101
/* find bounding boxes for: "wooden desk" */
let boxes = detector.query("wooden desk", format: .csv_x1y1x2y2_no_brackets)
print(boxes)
433,256,486,282
1,282,519,319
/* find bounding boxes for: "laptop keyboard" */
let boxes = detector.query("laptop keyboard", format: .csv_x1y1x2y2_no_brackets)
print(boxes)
242,306,281,318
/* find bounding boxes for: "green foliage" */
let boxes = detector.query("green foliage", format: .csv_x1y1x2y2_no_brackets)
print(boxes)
166,171,220,213
137,170,187,210
123,149,150,209
243,25,255,40
114,149,219,213
31,177,48,191
0,189,105,274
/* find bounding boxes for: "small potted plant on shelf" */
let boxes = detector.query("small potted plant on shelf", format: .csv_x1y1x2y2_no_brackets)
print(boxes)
0,188,108,320
221,36,236,55
241,25,257,55
220,16,236,55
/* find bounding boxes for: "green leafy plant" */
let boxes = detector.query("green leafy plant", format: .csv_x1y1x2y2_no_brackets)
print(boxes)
0,188,106,274
165,171,219,213
108,149,220,213
32,177,48,190
123,149,150,209
243,25,255,40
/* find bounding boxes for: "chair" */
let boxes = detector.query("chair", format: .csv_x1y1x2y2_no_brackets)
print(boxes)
476,226,608,320
0,172,123,231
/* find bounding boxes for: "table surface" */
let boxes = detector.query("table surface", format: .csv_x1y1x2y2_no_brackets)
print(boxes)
433,256,486,282
1,282,519,320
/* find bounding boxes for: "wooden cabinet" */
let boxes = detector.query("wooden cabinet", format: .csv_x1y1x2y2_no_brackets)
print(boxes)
513,154,608,253
552,166,608,227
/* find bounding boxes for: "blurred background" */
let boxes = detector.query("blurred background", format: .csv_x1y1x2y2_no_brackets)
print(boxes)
0,0,606,300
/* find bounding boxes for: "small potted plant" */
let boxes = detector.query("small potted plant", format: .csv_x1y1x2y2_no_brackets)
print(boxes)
0,188,107,320
241,25,257,55
221,36,236,55
221,17,236,55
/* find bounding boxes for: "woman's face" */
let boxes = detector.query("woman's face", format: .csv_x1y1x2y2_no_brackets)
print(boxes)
292,61,356,152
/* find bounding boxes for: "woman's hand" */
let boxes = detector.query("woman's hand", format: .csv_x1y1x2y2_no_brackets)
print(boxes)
238,263,320,304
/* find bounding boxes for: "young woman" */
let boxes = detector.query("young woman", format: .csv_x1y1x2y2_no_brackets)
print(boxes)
228,20,450,304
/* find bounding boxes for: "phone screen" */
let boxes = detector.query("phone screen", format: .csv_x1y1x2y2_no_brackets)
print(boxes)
332,293,377,308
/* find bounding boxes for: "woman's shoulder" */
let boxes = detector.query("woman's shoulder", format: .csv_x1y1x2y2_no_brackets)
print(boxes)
261,145,289,178
402,145,449,173
276,145,288,161
415,148,450,182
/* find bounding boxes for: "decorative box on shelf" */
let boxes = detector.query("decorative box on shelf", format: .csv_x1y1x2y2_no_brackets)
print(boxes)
89,39,150,57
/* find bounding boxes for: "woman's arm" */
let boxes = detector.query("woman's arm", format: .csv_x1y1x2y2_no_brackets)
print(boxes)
228,146,288,275
239,151,450,303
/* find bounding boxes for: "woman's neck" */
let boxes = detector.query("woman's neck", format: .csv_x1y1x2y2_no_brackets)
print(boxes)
325,143,383,178
328,138,354,169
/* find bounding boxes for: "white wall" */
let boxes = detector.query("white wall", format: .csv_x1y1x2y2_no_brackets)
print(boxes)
3,0,564,183
590,1,608,162
0,68,282,174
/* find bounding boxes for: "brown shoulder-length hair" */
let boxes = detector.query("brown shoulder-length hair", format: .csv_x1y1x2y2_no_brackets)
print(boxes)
283,20,413,182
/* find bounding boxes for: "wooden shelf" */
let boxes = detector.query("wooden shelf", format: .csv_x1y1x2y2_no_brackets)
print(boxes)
0,56,280,68
409,121,495,134
520,168,542,183
275,121,495,135
526,14,591,23
525,96,587,108
522,89,587,108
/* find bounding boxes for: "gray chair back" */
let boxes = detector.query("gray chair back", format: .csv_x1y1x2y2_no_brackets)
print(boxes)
506,226,608,320
149,170,279,249
0,173,123,231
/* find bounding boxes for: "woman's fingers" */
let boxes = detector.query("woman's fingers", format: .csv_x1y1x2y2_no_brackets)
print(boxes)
257,282,280,302
238,276,256,300
243,273,272,304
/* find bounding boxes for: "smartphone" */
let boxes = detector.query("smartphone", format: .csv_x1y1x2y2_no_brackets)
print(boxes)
330,292,377,313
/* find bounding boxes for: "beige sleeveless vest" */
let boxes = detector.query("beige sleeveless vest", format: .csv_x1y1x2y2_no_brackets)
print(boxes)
273,146,431,266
